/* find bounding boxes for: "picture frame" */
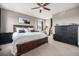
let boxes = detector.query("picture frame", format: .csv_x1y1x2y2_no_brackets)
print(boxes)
19,17,30,24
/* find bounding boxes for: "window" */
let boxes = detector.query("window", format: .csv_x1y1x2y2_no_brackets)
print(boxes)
37,20,43,31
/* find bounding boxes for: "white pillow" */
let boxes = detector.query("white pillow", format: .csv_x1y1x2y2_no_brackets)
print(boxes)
24,28,30,32
16,27,24,32
28,28,34,31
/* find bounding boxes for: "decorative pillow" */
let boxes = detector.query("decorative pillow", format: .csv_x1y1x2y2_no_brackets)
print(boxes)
30,30,35,32
19,30,25,33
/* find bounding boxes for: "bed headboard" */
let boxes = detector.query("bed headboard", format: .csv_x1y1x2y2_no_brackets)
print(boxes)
13,25,33,32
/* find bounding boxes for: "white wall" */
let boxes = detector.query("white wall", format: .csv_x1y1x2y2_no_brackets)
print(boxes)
45,19,51,35
53,6,79,34
1,8,45,32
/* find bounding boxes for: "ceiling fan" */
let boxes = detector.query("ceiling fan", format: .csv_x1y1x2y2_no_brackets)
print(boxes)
32,3,51,13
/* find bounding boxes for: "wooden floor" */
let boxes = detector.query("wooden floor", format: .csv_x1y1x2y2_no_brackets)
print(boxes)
0,35,79,56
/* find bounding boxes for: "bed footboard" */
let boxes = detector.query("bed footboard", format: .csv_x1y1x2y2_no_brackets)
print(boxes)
16,37,48,56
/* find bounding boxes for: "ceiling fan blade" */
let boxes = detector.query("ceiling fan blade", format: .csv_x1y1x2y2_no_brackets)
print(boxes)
43,3,50,6
37,3,41,7
43,7,51,11
32,7,40,9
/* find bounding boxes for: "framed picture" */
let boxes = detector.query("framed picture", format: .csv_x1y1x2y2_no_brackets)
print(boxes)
19,17,30,24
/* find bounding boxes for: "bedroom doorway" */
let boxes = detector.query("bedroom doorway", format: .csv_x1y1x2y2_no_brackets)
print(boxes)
37,20,43,31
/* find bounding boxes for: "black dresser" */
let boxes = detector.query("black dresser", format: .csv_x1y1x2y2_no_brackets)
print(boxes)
54,25,79,46
0,32,13,45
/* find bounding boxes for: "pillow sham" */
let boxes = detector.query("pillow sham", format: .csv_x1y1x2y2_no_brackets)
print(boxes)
16,27,24,32
19,30,25,33
28,28,34,31
28,28,35,32
30,30,35,32
24,28,30,32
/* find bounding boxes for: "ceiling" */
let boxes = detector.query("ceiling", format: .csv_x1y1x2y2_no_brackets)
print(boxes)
0,3,79,19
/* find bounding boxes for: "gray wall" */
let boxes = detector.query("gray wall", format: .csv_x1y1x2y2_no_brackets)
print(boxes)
53,6,79,34
1,8,45,32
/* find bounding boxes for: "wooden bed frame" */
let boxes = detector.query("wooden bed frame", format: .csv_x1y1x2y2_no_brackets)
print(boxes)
16,37,48,56
13,25,48,56
13,25,33,32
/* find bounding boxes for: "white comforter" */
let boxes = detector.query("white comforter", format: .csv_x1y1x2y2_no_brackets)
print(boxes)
11,32,47,55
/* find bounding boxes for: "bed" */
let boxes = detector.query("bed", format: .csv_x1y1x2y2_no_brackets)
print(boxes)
11,25,48,56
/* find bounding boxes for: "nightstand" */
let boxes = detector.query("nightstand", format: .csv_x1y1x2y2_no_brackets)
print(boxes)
0,32,13,45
